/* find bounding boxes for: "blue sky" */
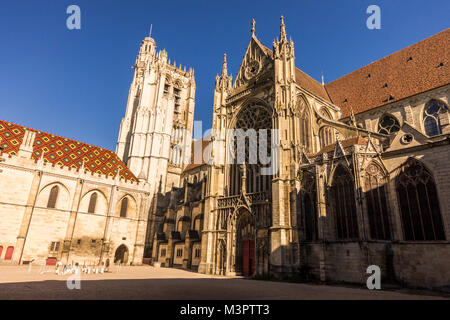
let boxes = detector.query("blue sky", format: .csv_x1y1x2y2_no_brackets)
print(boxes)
0,0,448,151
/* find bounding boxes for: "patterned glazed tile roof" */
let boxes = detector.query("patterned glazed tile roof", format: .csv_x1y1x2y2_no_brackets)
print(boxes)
325,28,450,118
0,120,137,182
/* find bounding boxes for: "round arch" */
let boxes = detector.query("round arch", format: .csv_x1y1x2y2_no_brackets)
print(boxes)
114,244,129,264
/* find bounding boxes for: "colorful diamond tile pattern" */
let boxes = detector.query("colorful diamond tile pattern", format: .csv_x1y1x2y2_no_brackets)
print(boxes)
0,120,137,182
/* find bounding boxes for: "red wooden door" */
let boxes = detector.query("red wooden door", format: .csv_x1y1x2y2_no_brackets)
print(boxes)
46,257,57,266
242,240,249,276
242,240,255,276
0,246,3,259
249,240,255,275
4,246,14,260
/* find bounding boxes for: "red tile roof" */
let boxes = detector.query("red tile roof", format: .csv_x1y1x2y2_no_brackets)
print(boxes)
325,29,450,118
295,68,331,102
0,120,137,181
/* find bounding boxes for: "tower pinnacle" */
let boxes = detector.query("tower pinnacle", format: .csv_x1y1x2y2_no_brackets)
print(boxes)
280,16,287,41
251,18,255,36
222,53,228,76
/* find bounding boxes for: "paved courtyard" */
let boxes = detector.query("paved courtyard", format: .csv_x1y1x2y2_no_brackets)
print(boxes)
0,265,446,300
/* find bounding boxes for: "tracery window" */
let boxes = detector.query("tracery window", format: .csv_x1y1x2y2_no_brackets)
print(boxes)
88,192,97,213
319,107,332,119
319,126,335,148
300,105,312,152
301,171,318,241
364,163,391,240
47,185,59,209
423,100,447,136
378,114,400,135
229,103,272,196
396,158,445,241
120,197,128,218
331,166,359,240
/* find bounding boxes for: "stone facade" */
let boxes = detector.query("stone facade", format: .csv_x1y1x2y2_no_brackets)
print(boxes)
149,21,449,290
0,21,448,291
0,139,150,266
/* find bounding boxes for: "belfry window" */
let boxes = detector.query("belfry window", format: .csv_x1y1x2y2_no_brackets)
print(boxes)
396,158,445,241
364,163,391,240
423,100,447,136
88,192,97,213
331,166,359,240
120,197,128,218
378,114,400,135
47,185,59,209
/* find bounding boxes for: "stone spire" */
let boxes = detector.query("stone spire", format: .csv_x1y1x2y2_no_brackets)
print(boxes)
280,16,287,41
251,18,255,36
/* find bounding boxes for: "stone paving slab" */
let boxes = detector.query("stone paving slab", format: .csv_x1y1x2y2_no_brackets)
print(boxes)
0,266,446,300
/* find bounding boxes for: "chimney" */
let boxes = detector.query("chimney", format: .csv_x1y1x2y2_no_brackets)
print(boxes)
18,130,36,159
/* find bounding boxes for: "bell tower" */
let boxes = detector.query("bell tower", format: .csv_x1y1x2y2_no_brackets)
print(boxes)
116,31,196,196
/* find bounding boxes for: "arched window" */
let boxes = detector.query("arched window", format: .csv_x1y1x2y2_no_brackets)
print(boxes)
177,219,183,232
378,114,400,135
319,107,332,119
88,192,97,213
194,216,203,232
396,158,445,240
300,108,312,152
120,197,128,218
47,185,59,209
229,103,272,196
301,171,317,241
331,166,359,239
319,126,335,148
364,163,391,240
423,100,447,136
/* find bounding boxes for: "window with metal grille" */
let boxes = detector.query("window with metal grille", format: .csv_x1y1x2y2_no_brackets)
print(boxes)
120,197,128,217
176,249,183,257
364,163,391,240
396,158,445,241
378,114,400,135
423,100,447,136
331,166,359,239
47,185,59,209
195,248,201,258
160,249,166,257
88,192,97,213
